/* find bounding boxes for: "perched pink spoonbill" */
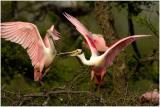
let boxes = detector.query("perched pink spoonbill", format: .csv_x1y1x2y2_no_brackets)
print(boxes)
1,22,61,81
63,12,151,84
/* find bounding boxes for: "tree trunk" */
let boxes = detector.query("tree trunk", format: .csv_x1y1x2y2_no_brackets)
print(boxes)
11,1,18,20
128,3,141,59
94,1,117,43
94,1,126,94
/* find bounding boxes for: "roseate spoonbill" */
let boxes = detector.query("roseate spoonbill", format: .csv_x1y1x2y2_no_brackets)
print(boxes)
63,12,151,84
1,22,61,81
139,89,159,105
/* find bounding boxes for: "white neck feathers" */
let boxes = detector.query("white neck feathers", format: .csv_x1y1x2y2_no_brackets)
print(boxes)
77,53,93,66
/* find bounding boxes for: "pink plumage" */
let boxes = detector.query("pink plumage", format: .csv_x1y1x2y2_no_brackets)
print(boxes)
63,12,98,55
91,66,106,84
64,12,151,84
104,35,139,67
84,34,108,52
1,22,61,81
139,90,159,105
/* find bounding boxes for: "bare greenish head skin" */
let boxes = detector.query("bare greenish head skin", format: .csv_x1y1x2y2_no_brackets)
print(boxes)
69,49,83,56
57,49,83,56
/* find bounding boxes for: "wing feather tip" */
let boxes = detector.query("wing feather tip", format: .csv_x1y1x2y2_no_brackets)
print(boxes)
132,35,152,38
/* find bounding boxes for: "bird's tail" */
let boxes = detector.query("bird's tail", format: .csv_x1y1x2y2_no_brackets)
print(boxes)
94,75,103,84
34,68,43,81
91,68,106,85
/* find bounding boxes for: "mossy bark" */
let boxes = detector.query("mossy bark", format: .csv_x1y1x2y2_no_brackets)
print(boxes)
94,1,116,42
94,1,127,94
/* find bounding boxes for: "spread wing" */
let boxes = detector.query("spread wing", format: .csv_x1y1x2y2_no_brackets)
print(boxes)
1,22,45,67
63,12,98,56
103,35,151,67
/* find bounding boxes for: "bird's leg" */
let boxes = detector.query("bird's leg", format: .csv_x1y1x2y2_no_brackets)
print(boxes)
89,79,95,92
37,61,44,81
39,80,44,86
34,71,47,91
42,66,51,78
34,66,43,81
97,84,101,94
34,67,44,86
39,80,47,94
94,75,102,94
89,70,95,92
91,70,94,81
38,64,47,93
100,70,106,82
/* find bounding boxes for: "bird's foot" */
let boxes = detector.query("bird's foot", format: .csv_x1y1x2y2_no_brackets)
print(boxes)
39,80,44,86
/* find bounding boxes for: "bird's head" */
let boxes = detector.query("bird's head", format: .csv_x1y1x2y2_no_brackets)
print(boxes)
68,49,83,56
57,49,83,56
47,25,61,41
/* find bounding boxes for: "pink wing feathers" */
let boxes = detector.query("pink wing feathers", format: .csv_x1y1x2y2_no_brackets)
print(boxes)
103,35,151,67
63,12,98,56
84,34,108,52
50,25,61,40
1,22,45,67
43,25,61,48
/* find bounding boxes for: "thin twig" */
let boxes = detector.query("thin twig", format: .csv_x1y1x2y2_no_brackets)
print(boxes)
23,90,90,97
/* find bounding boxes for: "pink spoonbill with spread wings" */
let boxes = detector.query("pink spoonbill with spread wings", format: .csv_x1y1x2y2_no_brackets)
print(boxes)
1,22,61,81
63,12,151,84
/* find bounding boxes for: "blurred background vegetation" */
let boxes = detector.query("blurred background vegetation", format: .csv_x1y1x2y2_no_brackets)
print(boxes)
1,1,159,106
